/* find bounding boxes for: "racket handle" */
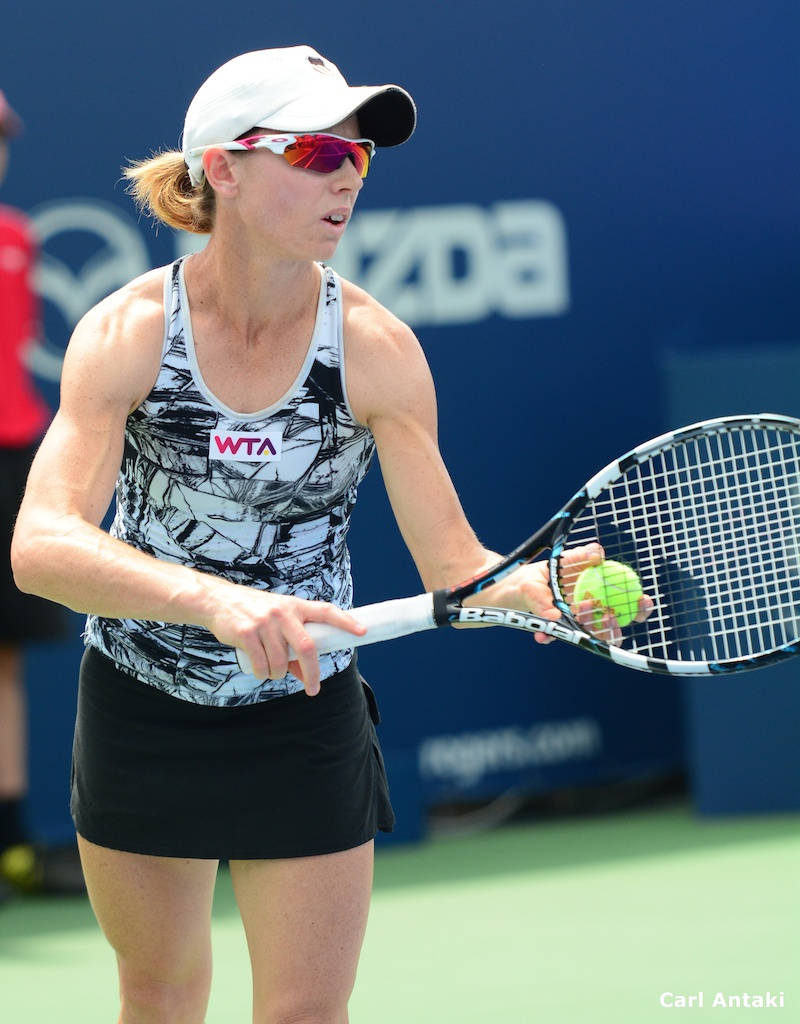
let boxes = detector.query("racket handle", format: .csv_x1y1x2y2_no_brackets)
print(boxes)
235,593,437,676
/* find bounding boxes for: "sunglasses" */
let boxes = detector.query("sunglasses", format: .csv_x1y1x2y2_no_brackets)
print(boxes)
188,132,376,179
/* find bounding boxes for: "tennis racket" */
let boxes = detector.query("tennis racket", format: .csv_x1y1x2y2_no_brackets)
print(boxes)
237,413,800,677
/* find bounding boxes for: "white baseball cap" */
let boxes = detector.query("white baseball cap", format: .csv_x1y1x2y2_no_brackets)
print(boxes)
182,46,416,185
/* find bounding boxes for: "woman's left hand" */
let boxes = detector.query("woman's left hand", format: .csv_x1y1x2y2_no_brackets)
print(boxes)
488,542,607,644
463,543,603,643
470,542,654,645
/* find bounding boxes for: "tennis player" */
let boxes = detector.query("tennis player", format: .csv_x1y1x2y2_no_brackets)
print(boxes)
12,46,600,1023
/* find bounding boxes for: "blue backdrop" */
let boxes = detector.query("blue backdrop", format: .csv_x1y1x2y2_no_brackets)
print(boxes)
3,1,798,842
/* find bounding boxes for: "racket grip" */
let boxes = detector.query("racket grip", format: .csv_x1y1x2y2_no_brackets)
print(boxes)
235,593,437,677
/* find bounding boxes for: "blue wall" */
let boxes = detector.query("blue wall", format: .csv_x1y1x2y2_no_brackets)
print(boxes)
3,1,798,841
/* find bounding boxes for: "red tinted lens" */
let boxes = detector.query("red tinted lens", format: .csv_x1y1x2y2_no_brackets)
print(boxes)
283,136,372,178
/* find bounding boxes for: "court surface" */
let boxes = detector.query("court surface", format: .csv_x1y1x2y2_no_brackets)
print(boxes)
0,802,797,1023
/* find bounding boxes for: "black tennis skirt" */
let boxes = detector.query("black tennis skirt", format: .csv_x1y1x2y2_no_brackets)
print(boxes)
71,645,395,860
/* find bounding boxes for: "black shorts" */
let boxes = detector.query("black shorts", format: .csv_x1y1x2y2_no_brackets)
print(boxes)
0,444,69,643
71,645,395,859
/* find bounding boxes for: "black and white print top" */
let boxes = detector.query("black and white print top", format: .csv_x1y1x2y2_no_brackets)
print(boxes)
85,258,375,706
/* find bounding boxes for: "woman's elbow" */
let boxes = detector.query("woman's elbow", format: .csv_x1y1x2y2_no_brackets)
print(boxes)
10,519,48,595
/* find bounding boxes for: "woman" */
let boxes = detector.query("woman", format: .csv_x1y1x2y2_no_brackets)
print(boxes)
12,46,601,1023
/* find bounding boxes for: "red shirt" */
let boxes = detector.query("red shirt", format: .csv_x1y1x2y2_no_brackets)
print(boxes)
0,203,49,446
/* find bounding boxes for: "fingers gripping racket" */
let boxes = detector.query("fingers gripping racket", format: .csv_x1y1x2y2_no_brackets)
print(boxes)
237,414,800,677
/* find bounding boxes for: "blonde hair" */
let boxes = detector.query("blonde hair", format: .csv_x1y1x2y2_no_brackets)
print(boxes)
123,150,216,234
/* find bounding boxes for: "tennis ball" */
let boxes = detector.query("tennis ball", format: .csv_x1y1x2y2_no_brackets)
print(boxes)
571,560,643,628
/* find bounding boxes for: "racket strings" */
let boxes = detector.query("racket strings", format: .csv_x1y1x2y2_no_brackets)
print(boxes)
559,424,800,662
638,432,800,660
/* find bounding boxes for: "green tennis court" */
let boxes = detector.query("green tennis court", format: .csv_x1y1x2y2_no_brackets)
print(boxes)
1,802,797,1022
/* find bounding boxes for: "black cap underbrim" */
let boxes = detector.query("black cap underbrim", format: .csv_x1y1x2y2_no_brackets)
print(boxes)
356,88,416,147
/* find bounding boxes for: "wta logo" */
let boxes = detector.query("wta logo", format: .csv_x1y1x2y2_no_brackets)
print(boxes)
209,429,284,463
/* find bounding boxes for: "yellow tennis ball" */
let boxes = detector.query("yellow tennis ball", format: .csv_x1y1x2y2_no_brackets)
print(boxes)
571,560,643,628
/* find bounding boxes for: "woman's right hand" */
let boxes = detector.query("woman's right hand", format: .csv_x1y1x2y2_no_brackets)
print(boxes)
205,582,367,696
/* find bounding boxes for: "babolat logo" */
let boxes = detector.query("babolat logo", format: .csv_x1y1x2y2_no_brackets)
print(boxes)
209,429,284,462
459,607,575,641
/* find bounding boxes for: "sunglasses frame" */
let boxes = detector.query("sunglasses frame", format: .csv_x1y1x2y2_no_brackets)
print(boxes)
187,132,376,179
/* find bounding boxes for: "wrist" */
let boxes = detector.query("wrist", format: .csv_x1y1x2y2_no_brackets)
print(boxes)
170,566,229,630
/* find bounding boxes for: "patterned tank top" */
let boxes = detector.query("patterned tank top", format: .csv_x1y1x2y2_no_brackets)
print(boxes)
85,258,375,706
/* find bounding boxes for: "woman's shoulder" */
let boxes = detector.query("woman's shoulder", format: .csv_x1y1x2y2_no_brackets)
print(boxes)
78,264,169,343
63,265,173,411
336,273,434,427
338,273,418,355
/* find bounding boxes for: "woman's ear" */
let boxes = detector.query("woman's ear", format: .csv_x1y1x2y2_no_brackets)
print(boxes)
202,148,239,197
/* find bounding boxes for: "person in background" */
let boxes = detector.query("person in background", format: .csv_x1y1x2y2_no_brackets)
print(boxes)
0,88,85,898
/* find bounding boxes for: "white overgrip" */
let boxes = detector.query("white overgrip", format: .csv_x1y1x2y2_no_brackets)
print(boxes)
235,593,437,676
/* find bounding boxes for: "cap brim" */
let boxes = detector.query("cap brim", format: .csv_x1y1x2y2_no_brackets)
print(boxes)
257,84,416,147
355,88,417,147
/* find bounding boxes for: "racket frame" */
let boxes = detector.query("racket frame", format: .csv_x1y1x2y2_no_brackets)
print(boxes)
433,413,800,675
